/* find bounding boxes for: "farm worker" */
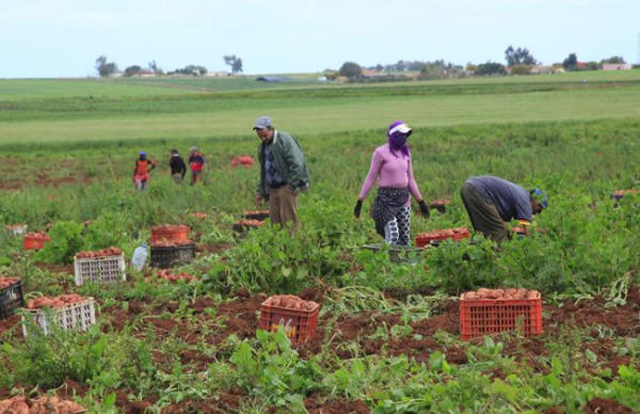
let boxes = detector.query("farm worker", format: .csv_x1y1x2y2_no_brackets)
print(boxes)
169,149,186,183
354,120,430,246
254,116,309,231
133,151,156,190
460,175,547,242
188,146,206,185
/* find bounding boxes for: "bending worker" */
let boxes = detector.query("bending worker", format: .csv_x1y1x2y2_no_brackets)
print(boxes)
460,175,547,242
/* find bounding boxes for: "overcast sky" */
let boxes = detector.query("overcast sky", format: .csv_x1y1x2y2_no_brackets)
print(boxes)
0,0,638,78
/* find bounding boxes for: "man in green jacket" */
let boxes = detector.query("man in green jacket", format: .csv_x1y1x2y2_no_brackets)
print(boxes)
254,116,309,230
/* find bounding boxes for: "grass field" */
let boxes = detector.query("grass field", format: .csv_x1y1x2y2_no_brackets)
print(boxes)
2,70,640,146
0,72,639,413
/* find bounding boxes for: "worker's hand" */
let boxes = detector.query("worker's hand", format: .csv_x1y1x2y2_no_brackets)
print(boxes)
418,200,430,218
353,200,363,218
255,194,263,206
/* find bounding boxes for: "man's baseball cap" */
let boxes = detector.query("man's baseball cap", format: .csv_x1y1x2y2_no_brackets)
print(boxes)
530,188,549,210
190,146,197,151
139,151,146,156
253,116,272,130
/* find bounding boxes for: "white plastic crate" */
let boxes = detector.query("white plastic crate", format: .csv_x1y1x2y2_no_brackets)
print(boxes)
74,254,126,286
21,298,96,337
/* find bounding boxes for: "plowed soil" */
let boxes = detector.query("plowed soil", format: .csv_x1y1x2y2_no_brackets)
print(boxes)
2,286,638,412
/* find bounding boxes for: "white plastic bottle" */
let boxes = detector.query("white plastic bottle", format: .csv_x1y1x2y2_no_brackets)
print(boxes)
131,243,148,271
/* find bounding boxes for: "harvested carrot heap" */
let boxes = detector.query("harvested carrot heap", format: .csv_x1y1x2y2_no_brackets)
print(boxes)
0,395,85,413
75,246,122,258
27,294,86,309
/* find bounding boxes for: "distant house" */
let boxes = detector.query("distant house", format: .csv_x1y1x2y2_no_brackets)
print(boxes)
360,69,381,78
602,63,632,71
206,71,230,77
530,65,553,75
576,62,588,69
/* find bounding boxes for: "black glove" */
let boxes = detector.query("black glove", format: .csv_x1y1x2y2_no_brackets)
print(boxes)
418,200,430,218
354,200,363,218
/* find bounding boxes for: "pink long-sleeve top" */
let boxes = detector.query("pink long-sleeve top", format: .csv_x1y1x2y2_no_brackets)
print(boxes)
358,144,423,206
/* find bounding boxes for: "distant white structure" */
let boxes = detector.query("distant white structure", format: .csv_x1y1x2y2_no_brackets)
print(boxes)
206,71,231,77
530,65,553,74
602,63,632,71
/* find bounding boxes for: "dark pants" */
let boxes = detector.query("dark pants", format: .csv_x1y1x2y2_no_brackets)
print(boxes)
460,181,508,242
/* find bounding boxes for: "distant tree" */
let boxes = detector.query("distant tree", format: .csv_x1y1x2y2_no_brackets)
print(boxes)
475,62,507,76
170,65,207,76
375,64,384,72
586,61,600,71
95,55,118,77
339,61,362,79
562,53,578,70
123,65,142,77
148,60,163,75
505,45,538,67
509,64,532,75
465,63,477,72
223,55,243,74
419,60,463,79
600,56,626,64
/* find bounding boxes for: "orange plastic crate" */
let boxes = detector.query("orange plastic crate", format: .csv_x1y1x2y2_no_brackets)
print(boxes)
415,227,470,247
459,292,542,340
258,300,320,344
23,233,51,250
150,225,190,244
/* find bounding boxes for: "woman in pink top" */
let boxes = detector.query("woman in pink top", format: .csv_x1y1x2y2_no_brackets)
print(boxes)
354,121,429,246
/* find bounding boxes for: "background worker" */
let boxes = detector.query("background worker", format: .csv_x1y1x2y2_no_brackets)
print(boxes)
460,175,547,242
354,120,430,246
188,146,206,185
254,116,309,230
133,151,156,190
169,148,186,183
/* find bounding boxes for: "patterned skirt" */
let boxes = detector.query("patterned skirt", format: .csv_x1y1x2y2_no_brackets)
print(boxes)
372,187,410,238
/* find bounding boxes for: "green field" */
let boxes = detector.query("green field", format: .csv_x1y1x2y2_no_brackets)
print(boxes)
1,70,640,146
0,73,639,413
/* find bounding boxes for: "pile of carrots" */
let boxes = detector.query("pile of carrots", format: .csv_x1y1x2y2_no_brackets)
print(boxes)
156,269,197,283
150,224,192,247
422,227,468,239
462,288,540,301
0,395,85,413
237,219,265,227
612,189,640,196
27,294,86,309
24,232,50,240
75,247,122,259
263,295,318,311
151,239,194,247
0,276,20,289
189,212,208,219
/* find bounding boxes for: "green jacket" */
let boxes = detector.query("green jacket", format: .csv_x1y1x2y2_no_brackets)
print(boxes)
257,130,309,199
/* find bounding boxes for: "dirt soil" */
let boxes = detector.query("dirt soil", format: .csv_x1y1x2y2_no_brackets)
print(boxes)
2,286,639,412
0,158,92,191
304,393,370,414
583,397,636,413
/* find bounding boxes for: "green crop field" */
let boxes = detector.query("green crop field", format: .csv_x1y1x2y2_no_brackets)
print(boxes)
0,72,639,413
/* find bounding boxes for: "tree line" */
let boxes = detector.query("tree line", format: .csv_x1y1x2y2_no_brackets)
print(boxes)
334,46,631,81
94,55,243,78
